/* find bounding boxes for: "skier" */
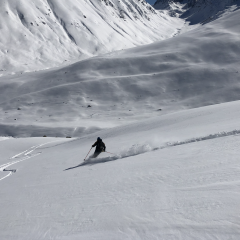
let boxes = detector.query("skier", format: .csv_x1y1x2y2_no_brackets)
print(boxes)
91,137,106,158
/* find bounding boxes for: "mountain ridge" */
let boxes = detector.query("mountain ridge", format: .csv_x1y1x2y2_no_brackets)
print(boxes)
154,0,240,24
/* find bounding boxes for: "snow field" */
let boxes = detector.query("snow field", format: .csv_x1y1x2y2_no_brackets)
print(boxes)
1,100,240,239
0,1,240,239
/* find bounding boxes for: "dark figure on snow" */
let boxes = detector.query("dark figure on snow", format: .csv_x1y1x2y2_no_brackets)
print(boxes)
91,137,106,158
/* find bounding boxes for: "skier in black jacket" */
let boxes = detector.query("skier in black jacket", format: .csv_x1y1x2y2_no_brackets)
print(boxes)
91,137,106,158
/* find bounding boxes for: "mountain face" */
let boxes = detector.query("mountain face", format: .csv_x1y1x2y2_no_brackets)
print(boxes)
0,0,184,74
0,8,239,137
154,0,240,24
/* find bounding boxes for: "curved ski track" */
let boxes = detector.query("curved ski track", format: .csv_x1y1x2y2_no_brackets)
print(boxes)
0,139,65,181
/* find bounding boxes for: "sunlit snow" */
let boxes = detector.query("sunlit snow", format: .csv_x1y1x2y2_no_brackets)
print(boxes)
1,0,240,239
0,0,185,74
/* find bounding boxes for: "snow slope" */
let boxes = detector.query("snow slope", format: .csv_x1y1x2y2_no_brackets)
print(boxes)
154,0,240,24
0,8,239,137
1,99,240,239
0,0,184,74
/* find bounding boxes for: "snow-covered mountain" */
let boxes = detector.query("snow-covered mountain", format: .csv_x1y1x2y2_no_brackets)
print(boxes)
0,8,239,138
0,0,184,74
154,0,240,24
1,1,240,239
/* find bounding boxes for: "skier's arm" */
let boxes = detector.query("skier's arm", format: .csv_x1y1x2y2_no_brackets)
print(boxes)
92,142,97,147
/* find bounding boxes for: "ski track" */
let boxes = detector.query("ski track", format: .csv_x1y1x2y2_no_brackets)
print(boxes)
160,129,240,149
2,129,239,174
0,139,65,181
82,129,240,166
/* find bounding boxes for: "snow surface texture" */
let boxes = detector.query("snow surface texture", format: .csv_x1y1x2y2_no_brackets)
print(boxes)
0,0,184,74
154,0,240,24
1,100,240,239
0,8,239,137
1,2,240,238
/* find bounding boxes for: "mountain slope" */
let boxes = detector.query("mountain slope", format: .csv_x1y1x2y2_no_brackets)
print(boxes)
0,0,185,74
0,8,239,137
154,0,240,24
1,100,240,239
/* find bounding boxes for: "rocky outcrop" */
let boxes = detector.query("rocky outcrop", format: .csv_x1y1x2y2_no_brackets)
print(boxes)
154,0,240,24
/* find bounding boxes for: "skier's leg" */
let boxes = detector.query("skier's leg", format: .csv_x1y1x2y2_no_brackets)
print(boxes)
91,151,101,158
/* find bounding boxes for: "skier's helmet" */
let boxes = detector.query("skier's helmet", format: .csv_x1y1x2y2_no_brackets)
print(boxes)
97,137,101,141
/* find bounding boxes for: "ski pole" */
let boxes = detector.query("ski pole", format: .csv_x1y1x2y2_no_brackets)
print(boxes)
84,147,92,161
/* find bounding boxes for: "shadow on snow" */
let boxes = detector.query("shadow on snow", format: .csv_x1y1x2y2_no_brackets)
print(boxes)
64,156,120,170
